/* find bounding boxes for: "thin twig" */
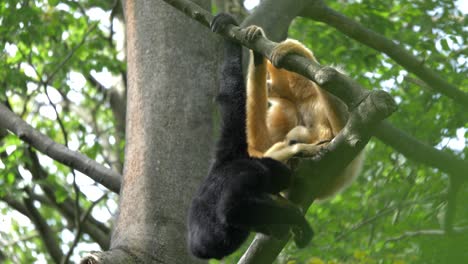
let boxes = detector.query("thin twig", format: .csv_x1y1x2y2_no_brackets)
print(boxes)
61,193,109,264
45,23,98,84
384,226,468,244
336,194,440,241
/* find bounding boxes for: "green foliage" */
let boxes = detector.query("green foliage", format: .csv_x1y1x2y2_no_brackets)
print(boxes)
0,0,466,263
285,1,466,263
0,0,123,262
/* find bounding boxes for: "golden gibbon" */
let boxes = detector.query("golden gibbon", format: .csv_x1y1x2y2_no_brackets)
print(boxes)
246,27,364,199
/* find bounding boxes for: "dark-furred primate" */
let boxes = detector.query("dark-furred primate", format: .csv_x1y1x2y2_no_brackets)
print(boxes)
188,14,312,260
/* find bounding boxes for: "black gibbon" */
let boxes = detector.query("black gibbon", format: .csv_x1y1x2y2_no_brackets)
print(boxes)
246,29,364,199
187,14,313,260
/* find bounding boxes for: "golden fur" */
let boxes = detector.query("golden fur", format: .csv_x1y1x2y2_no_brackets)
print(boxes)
247,36,364,199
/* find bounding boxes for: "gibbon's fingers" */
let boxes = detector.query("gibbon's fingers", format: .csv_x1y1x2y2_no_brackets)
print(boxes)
264,141,322,162
263,142,292,162
264,141,289,154
244,25,265,42
210,13,238,33
245,26,266,65
291,143,324,158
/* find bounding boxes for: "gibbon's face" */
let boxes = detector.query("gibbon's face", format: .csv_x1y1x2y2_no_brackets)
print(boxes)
266,78,291,99
266,79,280,98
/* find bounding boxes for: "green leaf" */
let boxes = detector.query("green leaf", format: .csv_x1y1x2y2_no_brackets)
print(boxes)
440,38,450,51
49,0,59,7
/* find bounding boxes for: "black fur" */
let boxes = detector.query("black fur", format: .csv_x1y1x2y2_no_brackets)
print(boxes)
187,14,313,260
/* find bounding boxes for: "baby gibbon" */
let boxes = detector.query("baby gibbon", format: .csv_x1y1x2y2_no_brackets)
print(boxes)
246,27,364,199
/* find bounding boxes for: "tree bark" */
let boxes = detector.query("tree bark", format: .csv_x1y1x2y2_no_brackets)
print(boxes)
241,0,307,41
82,0,217,263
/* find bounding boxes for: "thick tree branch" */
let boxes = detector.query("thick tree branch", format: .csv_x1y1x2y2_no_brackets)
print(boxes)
160,0,468,180
374,123,468,180
241,0,308,41
1,195,32,217
239,0,308,72
0,103,121,193
300,0,468,108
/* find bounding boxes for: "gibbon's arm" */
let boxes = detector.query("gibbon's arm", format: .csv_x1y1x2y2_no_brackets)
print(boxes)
246,28,271,157
213,16,249,162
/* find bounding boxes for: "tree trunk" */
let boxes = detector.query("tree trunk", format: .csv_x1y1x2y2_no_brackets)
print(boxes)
96,0,218,263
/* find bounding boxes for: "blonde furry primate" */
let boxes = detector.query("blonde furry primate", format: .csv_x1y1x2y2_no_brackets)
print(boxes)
246,26,364,199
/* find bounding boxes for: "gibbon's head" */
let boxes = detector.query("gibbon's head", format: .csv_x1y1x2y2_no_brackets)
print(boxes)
285,126,313,145
266,79,279,97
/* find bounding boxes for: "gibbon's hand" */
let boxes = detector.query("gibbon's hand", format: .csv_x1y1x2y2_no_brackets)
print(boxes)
210,13,238,34
244,25,264,42
244,25,265,65
264,141,324,163
291,143,324,159
270,39,313,69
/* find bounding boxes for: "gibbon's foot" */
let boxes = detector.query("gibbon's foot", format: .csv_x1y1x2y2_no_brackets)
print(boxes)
210,13,238,33
244,25,265,42
255,224,290,240
310,145,330,162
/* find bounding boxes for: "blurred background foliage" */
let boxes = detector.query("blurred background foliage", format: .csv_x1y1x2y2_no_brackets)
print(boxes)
0,0,466,263
0,0,124,263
